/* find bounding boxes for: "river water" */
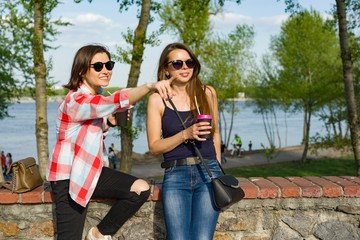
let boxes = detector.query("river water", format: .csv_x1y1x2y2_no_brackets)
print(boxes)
0,100,326,162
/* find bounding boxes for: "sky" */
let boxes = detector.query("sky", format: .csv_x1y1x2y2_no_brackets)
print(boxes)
48,0,335,88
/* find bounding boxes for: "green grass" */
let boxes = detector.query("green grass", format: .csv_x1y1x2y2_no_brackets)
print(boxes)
147,155,358,182
225,155,357,178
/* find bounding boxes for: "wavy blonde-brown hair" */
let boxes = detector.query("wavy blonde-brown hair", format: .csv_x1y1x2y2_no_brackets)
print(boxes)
157,42,214,133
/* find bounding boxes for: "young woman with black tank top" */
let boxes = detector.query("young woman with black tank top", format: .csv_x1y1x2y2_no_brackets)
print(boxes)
146,42,222,240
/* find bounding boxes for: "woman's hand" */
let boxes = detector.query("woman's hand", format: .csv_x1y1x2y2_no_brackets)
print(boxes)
183,121,212,142
147,76,177,100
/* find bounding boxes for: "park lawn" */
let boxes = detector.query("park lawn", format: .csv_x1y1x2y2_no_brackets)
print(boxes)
225,155,358,178
148,155,358,182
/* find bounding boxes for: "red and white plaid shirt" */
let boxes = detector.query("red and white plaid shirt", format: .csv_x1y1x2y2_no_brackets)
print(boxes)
46,85,130,207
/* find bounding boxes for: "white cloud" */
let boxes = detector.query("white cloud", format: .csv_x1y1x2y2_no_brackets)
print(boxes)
211,12,289,31
60,13,122,31
55,13,126,49
257,14,288,26
212,12,251,25
72,13,113,25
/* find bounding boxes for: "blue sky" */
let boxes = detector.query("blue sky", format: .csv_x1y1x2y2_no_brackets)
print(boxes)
48,0,335,88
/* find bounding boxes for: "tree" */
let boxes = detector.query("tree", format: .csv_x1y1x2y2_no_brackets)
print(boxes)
116,0,154,173
1,0,68,176
159,0,211,56
159,0,241,57
33,0,49,177
247,53,287,151
282,0,360,173
201,25,255,147
335,0,360,174
268,10,342,162
0,1,25,119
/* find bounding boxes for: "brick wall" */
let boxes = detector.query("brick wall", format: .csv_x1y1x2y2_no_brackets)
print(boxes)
1,176,360,239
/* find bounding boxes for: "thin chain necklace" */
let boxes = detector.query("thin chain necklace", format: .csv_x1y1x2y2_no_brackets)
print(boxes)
171,95,190,111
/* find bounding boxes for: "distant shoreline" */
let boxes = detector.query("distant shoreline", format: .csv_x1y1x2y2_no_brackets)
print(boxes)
13,96,250,104
11,96,64,104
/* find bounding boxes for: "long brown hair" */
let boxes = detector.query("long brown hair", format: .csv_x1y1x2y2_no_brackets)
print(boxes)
63,44,111,90
157,42,213,122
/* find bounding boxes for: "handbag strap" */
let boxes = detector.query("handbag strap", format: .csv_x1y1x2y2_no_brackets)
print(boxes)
167,98,225,178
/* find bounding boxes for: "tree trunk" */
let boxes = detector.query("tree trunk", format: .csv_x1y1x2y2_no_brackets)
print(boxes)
120,0,151,174
33,0,49,178
301,103,312,162
335,0,360,175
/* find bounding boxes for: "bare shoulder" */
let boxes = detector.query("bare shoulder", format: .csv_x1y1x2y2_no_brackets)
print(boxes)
204,85,217,97
148,92,163,104
148,92,165,112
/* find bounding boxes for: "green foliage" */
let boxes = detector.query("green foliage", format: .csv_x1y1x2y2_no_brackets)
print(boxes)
201,25,255,145
309,98,351,150
326,0,360,32
0,1,25,118
310,132,352,152
260,143,279,162
347,34,360,114
0,0,69,119
202,25,255,99
249,9,343,150
272,10,342,104
159,0,220,56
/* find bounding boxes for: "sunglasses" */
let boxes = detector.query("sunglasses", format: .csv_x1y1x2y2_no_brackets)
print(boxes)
167,59,195,70
90,61,115,72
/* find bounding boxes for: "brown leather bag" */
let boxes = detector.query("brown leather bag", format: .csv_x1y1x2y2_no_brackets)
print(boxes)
2,157,43,193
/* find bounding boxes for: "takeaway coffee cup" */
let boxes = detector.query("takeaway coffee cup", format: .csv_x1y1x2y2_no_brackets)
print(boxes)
115,110,129,127
196,114,212,139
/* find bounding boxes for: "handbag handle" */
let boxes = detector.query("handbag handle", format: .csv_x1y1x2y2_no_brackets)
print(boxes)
167,98,225,178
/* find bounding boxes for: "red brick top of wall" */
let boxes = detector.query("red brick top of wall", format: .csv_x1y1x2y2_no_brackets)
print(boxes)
1,176,360,204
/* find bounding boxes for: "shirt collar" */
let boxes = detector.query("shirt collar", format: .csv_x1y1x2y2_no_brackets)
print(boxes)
79,84,103,95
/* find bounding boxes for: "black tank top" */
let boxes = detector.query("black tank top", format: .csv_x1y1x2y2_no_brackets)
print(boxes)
161,102,216,161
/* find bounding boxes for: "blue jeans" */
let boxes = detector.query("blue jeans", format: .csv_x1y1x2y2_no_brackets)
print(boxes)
162,159,222,240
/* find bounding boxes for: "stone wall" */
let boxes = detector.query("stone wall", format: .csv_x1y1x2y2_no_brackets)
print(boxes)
1,176,360,240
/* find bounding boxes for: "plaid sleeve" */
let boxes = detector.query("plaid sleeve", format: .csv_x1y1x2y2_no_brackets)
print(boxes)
66,89,130,121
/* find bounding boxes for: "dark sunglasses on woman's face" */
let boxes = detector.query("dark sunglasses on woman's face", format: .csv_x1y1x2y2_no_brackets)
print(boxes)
90,61,115,72
167,59,195,70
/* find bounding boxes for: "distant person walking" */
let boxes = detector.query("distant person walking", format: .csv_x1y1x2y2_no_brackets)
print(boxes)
5,153,12,181
5,152,12,170
248,141,253,151
110,143,120,169
108,147,118,170
232,134,242,156
1,151,6,175
111,143,118,154
221,141,227,164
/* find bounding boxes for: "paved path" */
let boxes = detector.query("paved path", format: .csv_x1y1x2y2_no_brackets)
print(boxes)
131,146,346,178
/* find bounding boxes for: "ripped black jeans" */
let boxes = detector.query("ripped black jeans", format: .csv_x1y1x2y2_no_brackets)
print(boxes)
51,167,150,240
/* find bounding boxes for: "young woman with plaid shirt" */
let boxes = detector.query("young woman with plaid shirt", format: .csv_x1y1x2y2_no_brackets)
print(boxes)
47,44,173,240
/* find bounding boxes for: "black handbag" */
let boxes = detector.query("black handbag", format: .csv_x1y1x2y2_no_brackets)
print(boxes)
211,169,245,209
168,98,245,210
